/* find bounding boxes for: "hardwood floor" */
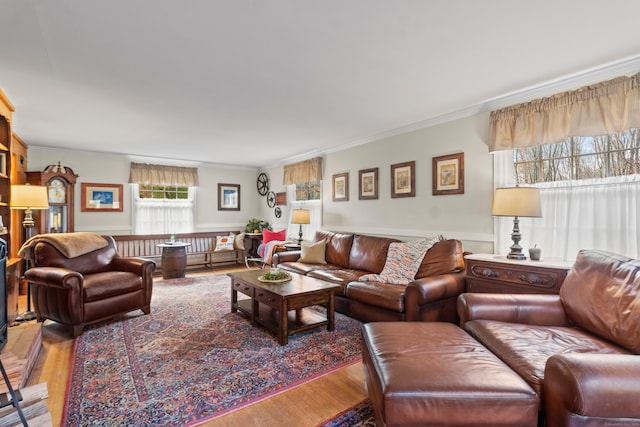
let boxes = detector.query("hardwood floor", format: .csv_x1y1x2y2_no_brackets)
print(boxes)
19,266,368,427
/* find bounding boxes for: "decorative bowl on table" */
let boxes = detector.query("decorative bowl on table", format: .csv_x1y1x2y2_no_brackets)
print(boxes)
258,269,291,283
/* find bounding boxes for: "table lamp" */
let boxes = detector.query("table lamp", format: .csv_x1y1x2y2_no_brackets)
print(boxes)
492,186,541,260
11,184,49,321
291,209,310,244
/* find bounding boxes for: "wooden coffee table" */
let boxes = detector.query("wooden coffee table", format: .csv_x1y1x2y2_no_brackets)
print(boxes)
228,269,341,345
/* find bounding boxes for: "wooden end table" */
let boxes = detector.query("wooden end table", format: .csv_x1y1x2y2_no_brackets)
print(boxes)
157,242,191,279
228,269,340,345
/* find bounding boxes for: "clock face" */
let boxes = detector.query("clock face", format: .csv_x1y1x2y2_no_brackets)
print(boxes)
48,179,66,203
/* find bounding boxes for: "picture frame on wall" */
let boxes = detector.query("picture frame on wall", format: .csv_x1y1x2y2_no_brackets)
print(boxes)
332,172,349,202
218,183,241,211
432,152,464,195
81,183,123,212
358,167,378,200
391,161,415,198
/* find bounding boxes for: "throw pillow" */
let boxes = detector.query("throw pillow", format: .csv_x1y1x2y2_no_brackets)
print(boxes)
262,229,287,244
360,237,438,285
214,235,235,252
230,232,245,250
299,240,327,264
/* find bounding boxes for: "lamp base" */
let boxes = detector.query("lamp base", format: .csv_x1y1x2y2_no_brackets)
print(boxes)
506,251,527,260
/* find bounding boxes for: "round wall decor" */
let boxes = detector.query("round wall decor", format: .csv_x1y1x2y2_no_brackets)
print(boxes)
257,172,270,196
274,206,282,218
266,191,276,208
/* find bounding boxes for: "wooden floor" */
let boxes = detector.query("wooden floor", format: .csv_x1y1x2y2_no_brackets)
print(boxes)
19,265,369,427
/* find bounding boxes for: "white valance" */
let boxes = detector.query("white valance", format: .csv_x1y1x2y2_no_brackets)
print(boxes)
489,72,640,152
128,162,199,186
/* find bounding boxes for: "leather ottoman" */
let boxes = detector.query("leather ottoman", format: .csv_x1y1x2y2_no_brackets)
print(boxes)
362,322,539,427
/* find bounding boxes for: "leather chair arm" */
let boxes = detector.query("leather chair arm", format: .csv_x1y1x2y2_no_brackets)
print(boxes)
25,267,83,291
457,293,570,328
544,354,640,424
272,251,301,265
404,273,466,320
110,256,156,275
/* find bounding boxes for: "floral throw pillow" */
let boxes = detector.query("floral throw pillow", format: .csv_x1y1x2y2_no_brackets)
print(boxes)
360,237,439,285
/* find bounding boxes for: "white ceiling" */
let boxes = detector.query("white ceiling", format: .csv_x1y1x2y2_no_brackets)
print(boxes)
1,0,640,168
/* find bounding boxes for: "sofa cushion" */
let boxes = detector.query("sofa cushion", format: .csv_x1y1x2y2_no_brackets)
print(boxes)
83,271,143,302
464,319,629,399
307,268,369,286
560,249,640,353
298,240,327,264
348,234,399,273
415,238,465,279
347,281,406,312
313,231,353,268
277,262,340,276
213,235,234,252
360,238,438,285
262,228,287,244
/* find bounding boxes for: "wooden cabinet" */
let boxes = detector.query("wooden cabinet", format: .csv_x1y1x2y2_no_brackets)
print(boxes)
465,254,573,295
27,162,78,235
0,89,13,256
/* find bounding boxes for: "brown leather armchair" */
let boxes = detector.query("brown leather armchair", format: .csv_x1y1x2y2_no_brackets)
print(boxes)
22,233,155,337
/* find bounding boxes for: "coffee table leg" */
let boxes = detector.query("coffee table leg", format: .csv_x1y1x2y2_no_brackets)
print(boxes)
231,282,237,313
327,291,335,331
279,300,288,345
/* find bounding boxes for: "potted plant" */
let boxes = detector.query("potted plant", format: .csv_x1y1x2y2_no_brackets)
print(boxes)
244,218,272,234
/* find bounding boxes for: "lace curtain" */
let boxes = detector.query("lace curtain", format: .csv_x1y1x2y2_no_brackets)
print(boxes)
489,72,640,152
131,184,196,234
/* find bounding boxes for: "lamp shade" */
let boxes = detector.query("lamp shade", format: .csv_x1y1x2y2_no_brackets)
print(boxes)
10,185,49,210
492,187,541,218
291,209,310,225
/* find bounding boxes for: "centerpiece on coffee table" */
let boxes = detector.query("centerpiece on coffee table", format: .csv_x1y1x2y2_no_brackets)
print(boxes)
258,268,291,283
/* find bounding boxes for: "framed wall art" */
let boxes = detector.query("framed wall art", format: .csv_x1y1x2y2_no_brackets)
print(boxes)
218,183,241,211
432,152,464,195
332,172,349,202
358,167,378,200
81,183,123,212
391,161,415,198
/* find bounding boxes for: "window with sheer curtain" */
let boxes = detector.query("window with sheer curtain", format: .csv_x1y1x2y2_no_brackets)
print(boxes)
282,157,323,241
491,73,640,260
129,163,198,234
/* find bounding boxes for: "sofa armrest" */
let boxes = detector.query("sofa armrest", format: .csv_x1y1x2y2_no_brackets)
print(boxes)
457,293,570,328
544,354,640,425
404,273,466,320
272,250,301,265
25,267,84,291
111,256,156,276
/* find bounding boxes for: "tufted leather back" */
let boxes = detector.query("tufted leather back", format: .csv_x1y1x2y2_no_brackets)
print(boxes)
33,235,119,275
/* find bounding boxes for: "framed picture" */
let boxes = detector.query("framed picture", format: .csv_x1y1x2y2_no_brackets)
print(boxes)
391,161,415,198
218,183,241,211
432,152,464,195
358,167,378,200
81,183,123,212
332,172,349,202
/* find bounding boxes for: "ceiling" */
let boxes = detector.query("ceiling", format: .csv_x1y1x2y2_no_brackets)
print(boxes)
1,1,640,168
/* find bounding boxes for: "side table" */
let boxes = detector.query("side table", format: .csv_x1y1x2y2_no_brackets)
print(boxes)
465,253,573,295
244,233,264,268
157,242,191,279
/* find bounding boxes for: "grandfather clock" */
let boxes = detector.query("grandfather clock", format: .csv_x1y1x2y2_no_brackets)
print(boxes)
26,162,78,234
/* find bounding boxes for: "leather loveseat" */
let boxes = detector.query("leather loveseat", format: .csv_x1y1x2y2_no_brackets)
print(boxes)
272,230,466,322
22,233,155,337
362,249,640,426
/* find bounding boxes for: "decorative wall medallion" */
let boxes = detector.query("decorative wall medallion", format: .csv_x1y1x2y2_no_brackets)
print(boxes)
266,191,276,207
257,172,270,196
274,206,282,218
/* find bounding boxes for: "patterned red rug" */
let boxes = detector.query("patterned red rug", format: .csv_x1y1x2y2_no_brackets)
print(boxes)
317,399,375,427
61,274,363,426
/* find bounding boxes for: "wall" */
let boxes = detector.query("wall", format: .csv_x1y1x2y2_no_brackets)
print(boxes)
28,147,261,235
259,112,495,254
28,111,495,253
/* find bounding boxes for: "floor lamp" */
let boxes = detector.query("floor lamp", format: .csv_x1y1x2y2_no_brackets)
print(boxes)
291,209,310,244
492,186,541,260
10,184,49,322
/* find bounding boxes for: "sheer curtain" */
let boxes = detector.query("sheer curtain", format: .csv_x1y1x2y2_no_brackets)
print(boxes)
493,151,640,261
131,185,196,234
286,184,322,242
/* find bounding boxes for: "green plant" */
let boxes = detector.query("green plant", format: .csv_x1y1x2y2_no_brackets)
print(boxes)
244,218,272,233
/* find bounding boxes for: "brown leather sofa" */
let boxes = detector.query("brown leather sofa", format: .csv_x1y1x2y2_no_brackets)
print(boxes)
362,249,640,426
23,234,155,337
272,230,466,322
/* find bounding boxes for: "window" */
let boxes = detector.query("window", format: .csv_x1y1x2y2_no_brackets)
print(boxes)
514,129,640,184
286,181,322,241
294,180,321,201
494,129,640,261
139,185,190,200
132,184,196,235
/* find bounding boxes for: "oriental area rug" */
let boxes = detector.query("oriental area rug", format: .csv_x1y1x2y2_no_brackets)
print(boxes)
62,273,363,426
318,399,375,427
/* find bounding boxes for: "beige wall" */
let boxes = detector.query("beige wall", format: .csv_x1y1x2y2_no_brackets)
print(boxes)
29,111,495,253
